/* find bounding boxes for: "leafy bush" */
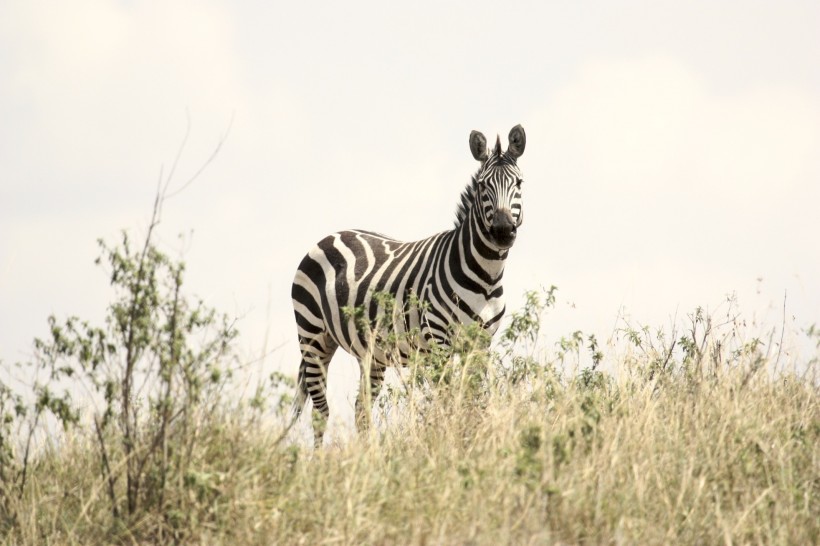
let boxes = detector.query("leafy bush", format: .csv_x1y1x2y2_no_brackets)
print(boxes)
0,189,243,542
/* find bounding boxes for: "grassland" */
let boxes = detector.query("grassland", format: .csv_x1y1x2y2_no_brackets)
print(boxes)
2,320,817,545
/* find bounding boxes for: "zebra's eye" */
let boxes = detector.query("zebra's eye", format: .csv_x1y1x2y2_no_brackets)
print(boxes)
516,178,523,188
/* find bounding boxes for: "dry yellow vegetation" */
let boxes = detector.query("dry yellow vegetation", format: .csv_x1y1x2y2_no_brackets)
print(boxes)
4,320,817,545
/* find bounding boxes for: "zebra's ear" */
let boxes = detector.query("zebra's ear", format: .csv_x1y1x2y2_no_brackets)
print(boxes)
469,130,488,162
507,125,526,159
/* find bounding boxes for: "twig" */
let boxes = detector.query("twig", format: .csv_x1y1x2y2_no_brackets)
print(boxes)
656,338,677,380
165,111,235,199
69,432,138,536
774,291,787,370
162,108,192,199
94,416,120,519
17,411,41,498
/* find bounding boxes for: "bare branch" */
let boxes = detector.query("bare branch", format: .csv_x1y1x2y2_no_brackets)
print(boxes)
166,111,235,200
774,291,787,370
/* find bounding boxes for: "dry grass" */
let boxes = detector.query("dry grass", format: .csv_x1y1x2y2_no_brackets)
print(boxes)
3,337,817,546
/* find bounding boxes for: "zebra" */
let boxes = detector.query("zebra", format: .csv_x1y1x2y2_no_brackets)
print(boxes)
291,125,526,446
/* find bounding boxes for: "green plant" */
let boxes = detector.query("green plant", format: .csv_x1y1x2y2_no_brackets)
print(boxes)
29,200,237,528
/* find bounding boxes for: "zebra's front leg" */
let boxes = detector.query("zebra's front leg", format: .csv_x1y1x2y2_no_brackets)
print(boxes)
355,360,386,436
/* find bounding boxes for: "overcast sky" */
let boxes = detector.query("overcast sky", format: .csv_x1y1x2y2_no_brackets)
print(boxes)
2,1,819,416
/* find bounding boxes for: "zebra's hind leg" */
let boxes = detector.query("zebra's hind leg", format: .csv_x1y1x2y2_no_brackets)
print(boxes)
355,360,387,436
297,333,338,448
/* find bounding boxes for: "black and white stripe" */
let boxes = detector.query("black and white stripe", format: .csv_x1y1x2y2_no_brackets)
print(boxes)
291,125,526,446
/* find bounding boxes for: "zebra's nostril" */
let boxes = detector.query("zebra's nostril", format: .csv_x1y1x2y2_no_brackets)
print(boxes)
490,222,516,245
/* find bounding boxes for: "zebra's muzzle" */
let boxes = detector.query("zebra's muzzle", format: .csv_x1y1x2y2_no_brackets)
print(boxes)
489,209,517,249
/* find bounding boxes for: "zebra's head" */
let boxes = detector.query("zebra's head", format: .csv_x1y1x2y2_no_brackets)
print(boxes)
466,125,526,250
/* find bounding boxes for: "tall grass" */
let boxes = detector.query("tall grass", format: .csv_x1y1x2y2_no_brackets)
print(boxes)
2,310,817,545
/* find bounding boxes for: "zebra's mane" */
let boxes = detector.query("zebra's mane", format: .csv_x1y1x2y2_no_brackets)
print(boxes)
453,151,514,227
453,175,479,228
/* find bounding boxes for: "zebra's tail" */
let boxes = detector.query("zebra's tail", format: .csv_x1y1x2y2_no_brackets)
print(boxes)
290,366,308,421
274,367,307,446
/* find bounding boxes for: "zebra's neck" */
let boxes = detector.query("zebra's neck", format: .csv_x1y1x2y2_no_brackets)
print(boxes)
450,201,508,289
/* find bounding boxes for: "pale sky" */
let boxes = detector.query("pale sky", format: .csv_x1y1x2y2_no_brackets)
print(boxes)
2,2,819,418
